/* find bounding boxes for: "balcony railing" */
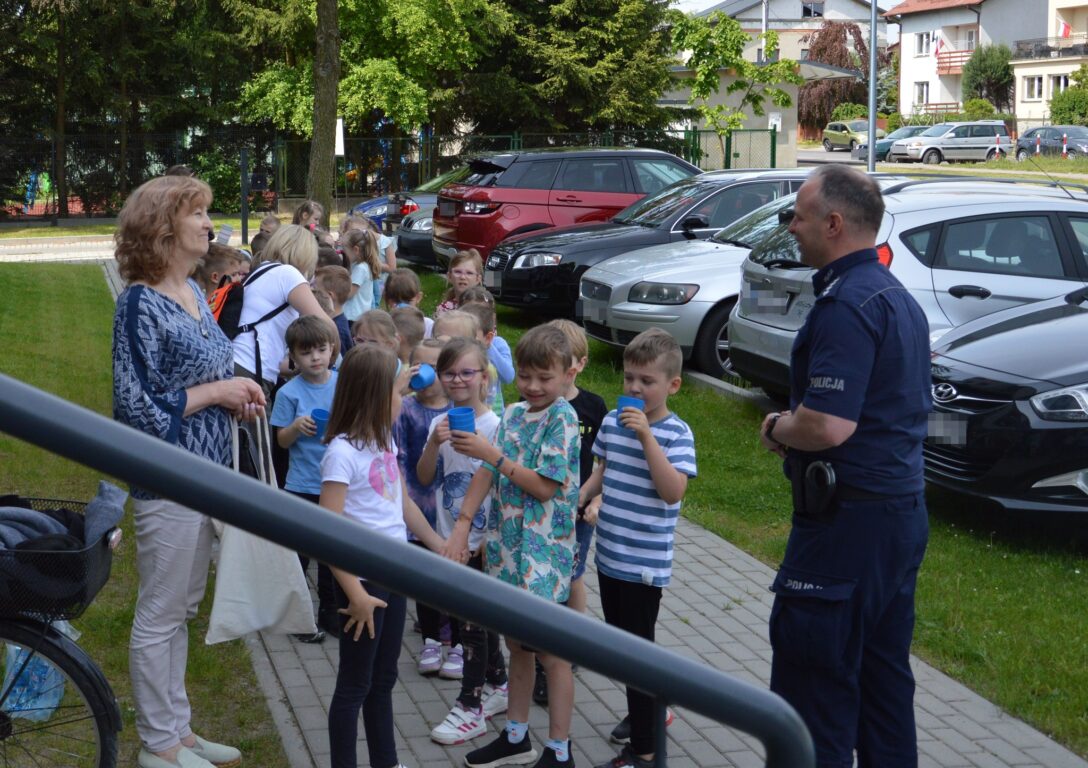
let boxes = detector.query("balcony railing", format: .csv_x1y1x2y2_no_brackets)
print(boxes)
920,102,961,115
1013,33,1088,60
937,49,973,75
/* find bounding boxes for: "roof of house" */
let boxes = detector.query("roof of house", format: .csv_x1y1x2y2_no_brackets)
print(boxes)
674,0,887,16
883,0,983,18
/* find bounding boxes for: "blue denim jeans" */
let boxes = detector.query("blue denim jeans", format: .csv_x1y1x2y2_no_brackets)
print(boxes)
328,582,406,768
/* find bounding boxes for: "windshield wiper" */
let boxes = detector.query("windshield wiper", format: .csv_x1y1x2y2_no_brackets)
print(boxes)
760,257,810,269
714,238,752,248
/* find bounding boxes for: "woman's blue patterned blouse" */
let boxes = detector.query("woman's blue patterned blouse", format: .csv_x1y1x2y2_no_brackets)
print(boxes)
112,279,234,499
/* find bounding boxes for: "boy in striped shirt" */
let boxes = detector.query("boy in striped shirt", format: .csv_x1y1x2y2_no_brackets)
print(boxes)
579,328,697,768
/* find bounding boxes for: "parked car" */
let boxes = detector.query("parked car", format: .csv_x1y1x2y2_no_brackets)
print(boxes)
886,120,1012,164
349,165,468,227
729,178,1088,399
927,287,1088,513
822,120,885,152
1016,125,1088,162
431,148,700,263
484,169,810,316
577,192,796,375
852,125,929,162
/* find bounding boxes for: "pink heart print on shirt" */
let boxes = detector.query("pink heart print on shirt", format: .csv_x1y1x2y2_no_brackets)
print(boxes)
369,451,400,501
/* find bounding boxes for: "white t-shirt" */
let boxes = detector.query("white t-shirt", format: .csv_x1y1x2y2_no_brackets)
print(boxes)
231,262,307,383
320,435,407,543
428,409,500,551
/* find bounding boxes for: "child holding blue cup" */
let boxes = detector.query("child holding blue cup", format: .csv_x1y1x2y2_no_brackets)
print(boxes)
269,316,342,641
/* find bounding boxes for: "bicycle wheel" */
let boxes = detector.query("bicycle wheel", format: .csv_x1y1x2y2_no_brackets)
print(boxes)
0,619,118,767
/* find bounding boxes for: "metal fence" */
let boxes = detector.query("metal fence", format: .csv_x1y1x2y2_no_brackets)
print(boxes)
0,372,815,768
0,127,778,221
0,130,280,221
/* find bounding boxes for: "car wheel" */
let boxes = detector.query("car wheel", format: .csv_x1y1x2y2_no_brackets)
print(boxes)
1017,148,1030,162
823,139,832,152
849,140,858,151
1068,149,1078,159
922,149,941,165
985,148,1003,162
692,300,737,377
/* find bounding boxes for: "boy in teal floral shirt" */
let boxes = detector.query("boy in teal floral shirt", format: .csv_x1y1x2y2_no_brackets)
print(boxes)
444,324,580,768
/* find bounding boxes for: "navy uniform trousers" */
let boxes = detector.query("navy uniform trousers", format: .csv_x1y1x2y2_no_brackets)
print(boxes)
769,492,929,768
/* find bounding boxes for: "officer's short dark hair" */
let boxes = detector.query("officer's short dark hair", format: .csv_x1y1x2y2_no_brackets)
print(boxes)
811,165,884,235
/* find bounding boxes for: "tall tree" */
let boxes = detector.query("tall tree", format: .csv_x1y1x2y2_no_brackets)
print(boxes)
671,11,802,158
306,0,338,213
962,44,1013,112
457,0,677,134
797,21,882,132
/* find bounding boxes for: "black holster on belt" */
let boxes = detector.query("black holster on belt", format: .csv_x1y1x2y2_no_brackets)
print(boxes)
788,457,838,523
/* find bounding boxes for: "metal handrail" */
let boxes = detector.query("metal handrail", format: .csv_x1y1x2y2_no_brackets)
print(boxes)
0,373,814,767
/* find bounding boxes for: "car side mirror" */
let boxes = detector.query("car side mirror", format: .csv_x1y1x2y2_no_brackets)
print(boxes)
680,214,709,236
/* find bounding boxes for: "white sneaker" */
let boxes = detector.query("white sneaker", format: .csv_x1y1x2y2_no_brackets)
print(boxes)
430,704,487,745
481,682,508,719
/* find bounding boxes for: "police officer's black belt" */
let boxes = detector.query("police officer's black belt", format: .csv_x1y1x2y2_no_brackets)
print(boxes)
835,484,904,502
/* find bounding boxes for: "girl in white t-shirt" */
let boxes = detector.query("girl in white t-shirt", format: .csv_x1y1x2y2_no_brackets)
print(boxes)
416,338,507,745
319,344,445,768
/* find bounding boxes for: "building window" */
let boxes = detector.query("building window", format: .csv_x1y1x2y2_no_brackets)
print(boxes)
1053,74,1070,95
802,1,824,17
915,81,930,105
800,49,810,60
1024,76,1044,100
965,29,976,50
915,32,932,56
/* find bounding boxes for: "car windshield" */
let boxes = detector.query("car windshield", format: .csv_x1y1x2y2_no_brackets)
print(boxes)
415,166,470,193
847,120,868,131
887,126,921,140
1066,126,1088,139
613,177,724,227
922,124,953,137
711,194,795,249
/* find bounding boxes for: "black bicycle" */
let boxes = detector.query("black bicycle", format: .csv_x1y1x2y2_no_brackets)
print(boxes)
0,496,122,767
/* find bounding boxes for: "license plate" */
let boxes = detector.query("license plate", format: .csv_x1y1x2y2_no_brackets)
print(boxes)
577,300,607,324
438,199,457,217
740,279,791,315
927,412,967,446
484,270,502,289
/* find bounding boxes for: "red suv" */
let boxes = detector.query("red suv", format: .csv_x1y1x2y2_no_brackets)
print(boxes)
431,148,700,264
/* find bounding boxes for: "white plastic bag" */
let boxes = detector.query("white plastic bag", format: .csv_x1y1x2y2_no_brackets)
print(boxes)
205,416,318,644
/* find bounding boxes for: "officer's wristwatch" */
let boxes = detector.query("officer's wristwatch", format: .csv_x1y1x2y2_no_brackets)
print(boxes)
765,413,784,447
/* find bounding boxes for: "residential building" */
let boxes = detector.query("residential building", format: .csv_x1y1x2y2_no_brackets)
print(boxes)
679,0,889,62
886,0,1047,116
1011,0,1088,122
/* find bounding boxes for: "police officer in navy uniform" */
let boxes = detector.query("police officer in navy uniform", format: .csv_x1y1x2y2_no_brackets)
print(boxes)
758,165,931,768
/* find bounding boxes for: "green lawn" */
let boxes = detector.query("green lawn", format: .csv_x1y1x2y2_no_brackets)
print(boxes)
875,158,1088,184
417,268,1088,757
0,264,291,767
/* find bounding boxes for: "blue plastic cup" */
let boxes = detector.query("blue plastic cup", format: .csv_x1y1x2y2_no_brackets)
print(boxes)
311,408,330,439
410,363,436,391
447,407,476,434
617,396,645,414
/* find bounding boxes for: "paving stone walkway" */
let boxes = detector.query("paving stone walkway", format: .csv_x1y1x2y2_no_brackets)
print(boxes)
247,518,1088,768
24,248,1088,768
